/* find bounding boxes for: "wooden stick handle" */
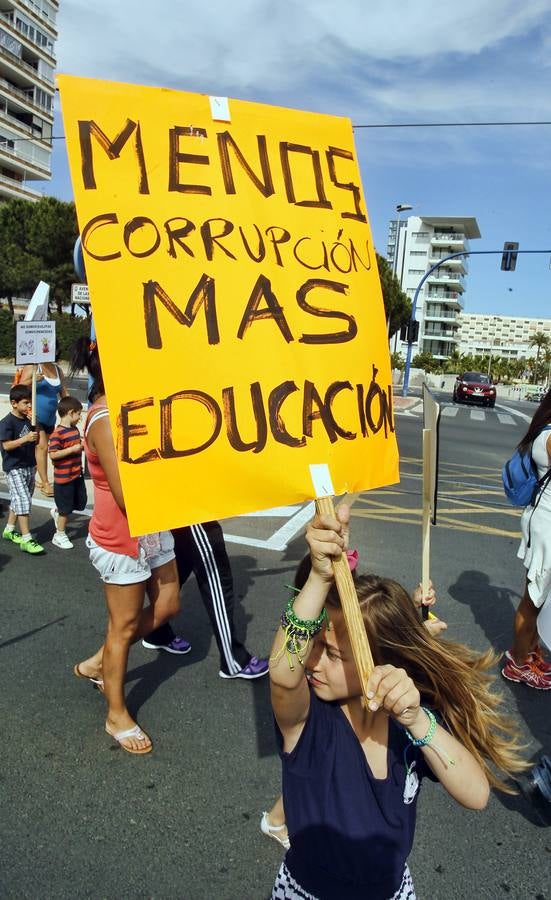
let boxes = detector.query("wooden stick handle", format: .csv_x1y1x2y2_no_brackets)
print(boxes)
31,364,37,428
421,429,431,620
315,496,374,702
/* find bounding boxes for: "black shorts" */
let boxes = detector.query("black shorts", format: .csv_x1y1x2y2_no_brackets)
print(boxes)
53,475,87,515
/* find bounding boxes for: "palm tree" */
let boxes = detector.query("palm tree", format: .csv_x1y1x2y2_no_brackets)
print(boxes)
529,331,551,383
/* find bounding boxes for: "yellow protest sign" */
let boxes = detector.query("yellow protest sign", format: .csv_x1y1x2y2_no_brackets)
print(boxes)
58,75,399,535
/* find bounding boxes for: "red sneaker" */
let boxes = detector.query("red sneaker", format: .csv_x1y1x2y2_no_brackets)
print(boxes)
530,645,551,675
502,652,551,690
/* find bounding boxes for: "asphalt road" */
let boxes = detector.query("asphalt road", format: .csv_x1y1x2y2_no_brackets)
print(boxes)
1,392,550,900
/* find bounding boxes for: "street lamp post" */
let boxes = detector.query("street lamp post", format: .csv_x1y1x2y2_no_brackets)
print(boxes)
487,316,500,379
388,203,413,339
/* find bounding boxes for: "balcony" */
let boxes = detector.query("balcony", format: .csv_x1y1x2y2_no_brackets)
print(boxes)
431,232,466,246
7,1,58,37
423,327,459,339
428,251,468,273
0,74,53,115
0,102,50,141
0,40,55,88
0,139,50,176
427,270,465,291
0,11,54,57
424,309,458,322
0,169,42,198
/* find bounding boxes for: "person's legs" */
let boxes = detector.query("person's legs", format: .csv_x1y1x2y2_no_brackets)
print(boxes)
35,428,51,490
510,583,539,663
503,579,551,689
261,794,289,848
190,521,251,674
144,529,194,646
102,580,152,752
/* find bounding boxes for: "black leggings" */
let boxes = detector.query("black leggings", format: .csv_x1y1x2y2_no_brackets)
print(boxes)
146,521,250,675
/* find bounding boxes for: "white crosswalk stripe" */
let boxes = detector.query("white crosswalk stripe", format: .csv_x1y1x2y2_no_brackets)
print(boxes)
496,413,516,425
441,407,459,417
469,410,485,421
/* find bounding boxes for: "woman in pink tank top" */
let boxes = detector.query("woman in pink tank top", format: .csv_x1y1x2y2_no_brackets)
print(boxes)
69,337,182,754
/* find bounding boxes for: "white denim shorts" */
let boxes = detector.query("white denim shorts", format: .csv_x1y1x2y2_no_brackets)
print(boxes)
86,531,175,585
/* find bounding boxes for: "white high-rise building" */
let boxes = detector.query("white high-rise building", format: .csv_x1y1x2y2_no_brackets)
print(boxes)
0,0,57,201
387,215,481,359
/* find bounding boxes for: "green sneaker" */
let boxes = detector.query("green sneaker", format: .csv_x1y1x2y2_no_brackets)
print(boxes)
2,528,22,544
19,538,45,554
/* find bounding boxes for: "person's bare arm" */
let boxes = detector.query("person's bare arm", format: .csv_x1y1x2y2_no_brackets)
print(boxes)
89,416,126,512
49,440,83,460
19,365,36,386
2,431,38,451
58,367,68,399
270,506,349,744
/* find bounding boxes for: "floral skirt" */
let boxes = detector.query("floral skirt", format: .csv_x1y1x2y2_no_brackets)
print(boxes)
271,860,416,900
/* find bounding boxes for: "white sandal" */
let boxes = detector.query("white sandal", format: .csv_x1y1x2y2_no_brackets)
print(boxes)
105,723,152,755
260,811,290,849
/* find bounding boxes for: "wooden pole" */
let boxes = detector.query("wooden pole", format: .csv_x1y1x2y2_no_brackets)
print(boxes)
315,495,374,704
421,428,431,614
31,364,37,428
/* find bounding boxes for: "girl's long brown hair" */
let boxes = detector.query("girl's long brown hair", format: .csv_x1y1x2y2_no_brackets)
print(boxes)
327,574,529,793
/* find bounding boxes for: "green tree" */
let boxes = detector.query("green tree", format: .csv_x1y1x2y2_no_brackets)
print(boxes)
0,200,41,315
412,351,439,373
26,197,78,315
376,253,411,337
529,331,551,383
0,197,78,316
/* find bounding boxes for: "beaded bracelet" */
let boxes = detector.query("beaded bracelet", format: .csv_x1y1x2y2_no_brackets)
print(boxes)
270,597,329,670
405,707,437,746
405,707,455,767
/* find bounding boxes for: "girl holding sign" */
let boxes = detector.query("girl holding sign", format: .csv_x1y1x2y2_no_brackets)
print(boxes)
70,337,187,754
269,505,526,900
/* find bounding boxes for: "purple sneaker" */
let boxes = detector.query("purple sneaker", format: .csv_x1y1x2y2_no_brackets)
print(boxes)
142,636,192,655
219,656,269,680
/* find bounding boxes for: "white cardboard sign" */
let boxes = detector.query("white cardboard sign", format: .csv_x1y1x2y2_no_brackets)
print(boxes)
16,321,56,365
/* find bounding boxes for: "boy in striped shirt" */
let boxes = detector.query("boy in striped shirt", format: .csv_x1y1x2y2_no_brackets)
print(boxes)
48,396,87,549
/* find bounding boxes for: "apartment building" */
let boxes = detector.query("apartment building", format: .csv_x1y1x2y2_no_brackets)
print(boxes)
0,0,57,201
457,312,551,359
387,214,481,359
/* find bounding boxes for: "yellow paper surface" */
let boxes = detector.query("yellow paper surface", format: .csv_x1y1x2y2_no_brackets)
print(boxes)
58,75,399,534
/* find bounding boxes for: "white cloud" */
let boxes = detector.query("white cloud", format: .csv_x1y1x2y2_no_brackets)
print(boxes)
57,0,551,122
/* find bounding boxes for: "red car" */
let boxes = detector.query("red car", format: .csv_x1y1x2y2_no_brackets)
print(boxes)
453,372,496,408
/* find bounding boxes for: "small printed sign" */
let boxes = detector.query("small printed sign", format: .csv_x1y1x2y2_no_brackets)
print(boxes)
16,320,56,364
71,283,90,304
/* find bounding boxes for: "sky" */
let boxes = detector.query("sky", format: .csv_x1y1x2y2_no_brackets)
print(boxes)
45,0,551,319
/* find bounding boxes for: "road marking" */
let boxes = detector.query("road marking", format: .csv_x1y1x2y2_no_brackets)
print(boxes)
495,403,532,423
496,413,516,425
224,502,315,551
470,410,485,421
441,407,459,417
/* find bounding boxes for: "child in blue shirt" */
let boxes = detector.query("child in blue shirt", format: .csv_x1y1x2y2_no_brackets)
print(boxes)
269,505,526,899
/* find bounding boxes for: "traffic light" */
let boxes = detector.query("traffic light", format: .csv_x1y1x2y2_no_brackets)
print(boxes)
501,241,519,271
400,320,419,342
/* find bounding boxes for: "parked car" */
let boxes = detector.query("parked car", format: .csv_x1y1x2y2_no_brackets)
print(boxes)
525,388,547,403
452,372,496,408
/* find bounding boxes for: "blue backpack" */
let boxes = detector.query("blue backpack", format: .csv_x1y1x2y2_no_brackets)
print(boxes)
502,426,551,507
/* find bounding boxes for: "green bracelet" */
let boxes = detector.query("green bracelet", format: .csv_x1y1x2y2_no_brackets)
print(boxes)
405,708,456,767
405,707,437,747
283,597,328,634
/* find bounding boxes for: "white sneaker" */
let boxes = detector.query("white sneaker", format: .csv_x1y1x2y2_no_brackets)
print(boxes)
52,531,73,550
50,506,59,530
